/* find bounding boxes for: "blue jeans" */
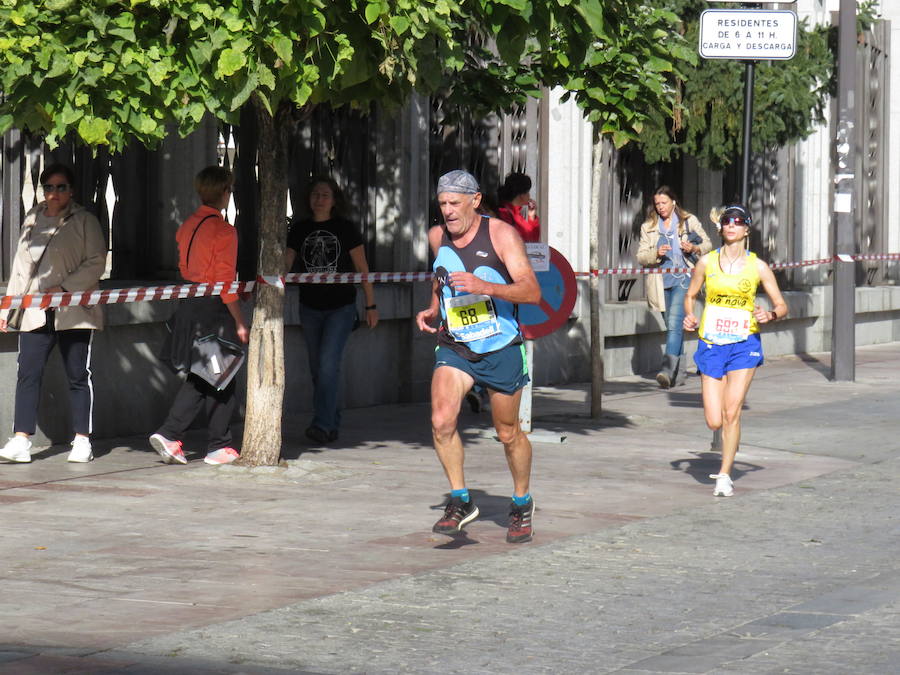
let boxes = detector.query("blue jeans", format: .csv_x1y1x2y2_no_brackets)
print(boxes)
298,302,357,433
662,278,689,357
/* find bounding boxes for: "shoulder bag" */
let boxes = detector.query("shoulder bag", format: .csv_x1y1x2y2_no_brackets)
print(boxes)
6,219,64,331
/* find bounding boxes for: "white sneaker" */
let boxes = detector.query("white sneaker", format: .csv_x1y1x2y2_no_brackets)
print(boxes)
68,435,94,463
0,435,33,463
204,447,240,465
710,473,734,497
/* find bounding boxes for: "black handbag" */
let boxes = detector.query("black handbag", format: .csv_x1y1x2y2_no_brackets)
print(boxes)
684,222,704,264
6,306,25,331
189,334,245,390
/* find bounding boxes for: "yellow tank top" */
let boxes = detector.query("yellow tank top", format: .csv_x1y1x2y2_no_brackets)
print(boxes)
699,249,760,345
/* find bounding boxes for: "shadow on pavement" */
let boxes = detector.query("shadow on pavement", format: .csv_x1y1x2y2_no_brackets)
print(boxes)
669,451,765,485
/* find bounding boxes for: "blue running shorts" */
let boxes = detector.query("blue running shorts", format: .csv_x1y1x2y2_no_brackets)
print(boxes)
435,342,529,394
693,333,764,379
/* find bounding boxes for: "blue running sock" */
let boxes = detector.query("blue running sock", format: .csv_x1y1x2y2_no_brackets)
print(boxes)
451,488,470,503
512,493,532,506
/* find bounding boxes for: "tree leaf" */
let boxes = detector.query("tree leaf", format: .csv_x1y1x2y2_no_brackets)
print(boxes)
230,71,259,110
389,15,410,35
217,48,247,77
77,116,111,145
271,35,292,65
365,2,381,25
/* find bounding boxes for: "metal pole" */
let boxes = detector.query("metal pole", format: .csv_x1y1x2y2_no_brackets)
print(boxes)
740,60,755,204
2,128,23,281
519,340,534,433
589,132,604,418
831,0,856,381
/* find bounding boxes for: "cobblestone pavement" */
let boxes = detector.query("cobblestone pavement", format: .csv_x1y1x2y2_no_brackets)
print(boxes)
0,343,898,674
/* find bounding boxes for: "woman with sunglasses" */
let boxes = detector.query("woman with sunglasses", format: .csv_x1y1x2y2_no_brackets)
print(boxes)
0,163,107,463
637,186,712,388
683,204,788,497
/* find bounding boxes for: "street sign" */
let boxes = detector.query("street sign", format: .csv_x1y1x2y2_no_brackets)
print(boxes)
526,242,550,272
519,247,577,340
699,9,797,60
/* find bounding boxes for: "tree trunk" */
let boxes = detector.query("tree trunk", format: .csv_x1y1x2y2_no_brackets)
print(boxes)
239,98,291,465
589,128,605,419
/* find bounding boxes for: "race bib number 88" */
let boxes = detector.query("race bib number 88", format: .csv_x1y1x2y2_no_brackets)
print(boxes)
445,294,501,342
702,305,751,345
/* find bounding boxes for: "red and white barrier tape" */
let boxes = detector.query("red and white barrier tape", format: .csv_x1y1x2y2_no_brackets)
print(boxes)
1,254,897,310
283,271,432,284
576,252,900,277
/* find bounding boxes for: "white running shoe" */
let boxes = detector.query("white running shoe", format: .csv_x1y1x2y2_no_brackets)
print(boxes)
0,435,33,463
710,473,734,497
204,447,239,465
68,435,94,463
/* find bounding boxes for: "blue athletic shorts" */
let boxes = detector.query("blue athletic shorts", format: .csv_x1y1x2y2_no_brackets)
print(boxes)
434,342,529,394
693,333,764,378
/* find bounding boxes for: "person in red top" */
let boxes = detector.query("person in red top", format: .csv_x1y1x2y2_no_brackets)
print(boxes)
496,172,540,243
149,166,249,466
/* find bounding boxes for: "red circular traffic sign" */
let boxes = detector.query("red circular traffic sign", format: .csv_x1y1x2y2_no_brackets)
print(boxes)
519,247,577,340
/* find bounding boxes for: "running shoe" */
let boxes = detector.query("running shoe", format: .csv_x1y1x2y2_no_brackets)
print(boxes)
204,447,240,465
506,499,535,543
149,433,187,464
67,435,94,463
432,497,479,535
0,435,32,463
710,473,734,497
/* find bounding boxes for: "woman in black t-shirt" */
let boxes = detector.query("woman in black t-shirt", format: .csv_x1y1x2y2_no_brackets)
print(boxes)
284,178,378,444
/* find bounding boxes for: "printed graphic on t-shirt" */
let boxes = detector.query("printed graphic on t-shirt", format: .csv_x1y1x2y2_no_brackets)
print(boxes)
435,266,453,296
301,230,341,273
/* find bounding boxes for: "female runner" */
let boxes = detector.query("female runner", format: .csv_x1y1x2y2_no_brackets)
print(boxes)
683,204,788,497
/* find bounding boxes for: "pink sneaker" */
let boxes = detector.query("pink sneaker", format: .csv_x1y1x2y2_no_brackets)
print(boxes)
204,447,239,465
149,433,187,464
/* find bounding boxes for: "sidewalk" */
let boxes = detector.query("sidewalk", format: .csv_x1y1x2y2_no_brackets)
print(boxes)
1,343,899,674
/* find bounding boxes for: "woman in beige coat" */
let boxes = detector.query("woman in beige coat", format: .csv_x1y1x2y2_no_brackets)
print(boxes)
0,163,106,463
636,186,712,388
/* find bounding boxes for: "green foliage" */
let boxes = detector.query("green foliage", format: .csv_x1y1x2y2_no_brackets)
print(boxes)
0,0,473,149
636,0,857,169
429,1,696,149
541,2,698,148
0,0,693,151
857,0,880,31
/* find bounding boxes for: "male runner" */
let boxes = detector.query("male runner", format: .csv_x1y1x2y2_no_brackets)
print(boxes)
416,170,541,543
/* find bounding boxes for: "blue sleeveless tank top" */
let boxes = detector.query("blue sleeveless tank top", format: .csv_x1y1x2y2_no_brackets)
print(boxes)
433,216,521,358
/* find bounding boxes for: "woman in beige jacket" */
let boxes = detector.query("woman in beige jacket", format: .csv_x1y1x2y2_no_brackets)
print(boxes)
636,186,712,388
0,163,106,464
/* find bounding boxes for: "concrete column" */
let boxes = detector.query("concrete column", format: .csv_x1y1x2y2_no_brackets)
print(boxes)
881,1,900,256
544,87,593,277
793,0,834,285
374,95,433,401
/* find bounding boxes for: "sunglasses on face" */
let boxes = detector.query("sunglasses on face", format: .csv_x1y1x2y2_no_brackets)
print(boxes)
720,217,749,227
42,183,70,193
